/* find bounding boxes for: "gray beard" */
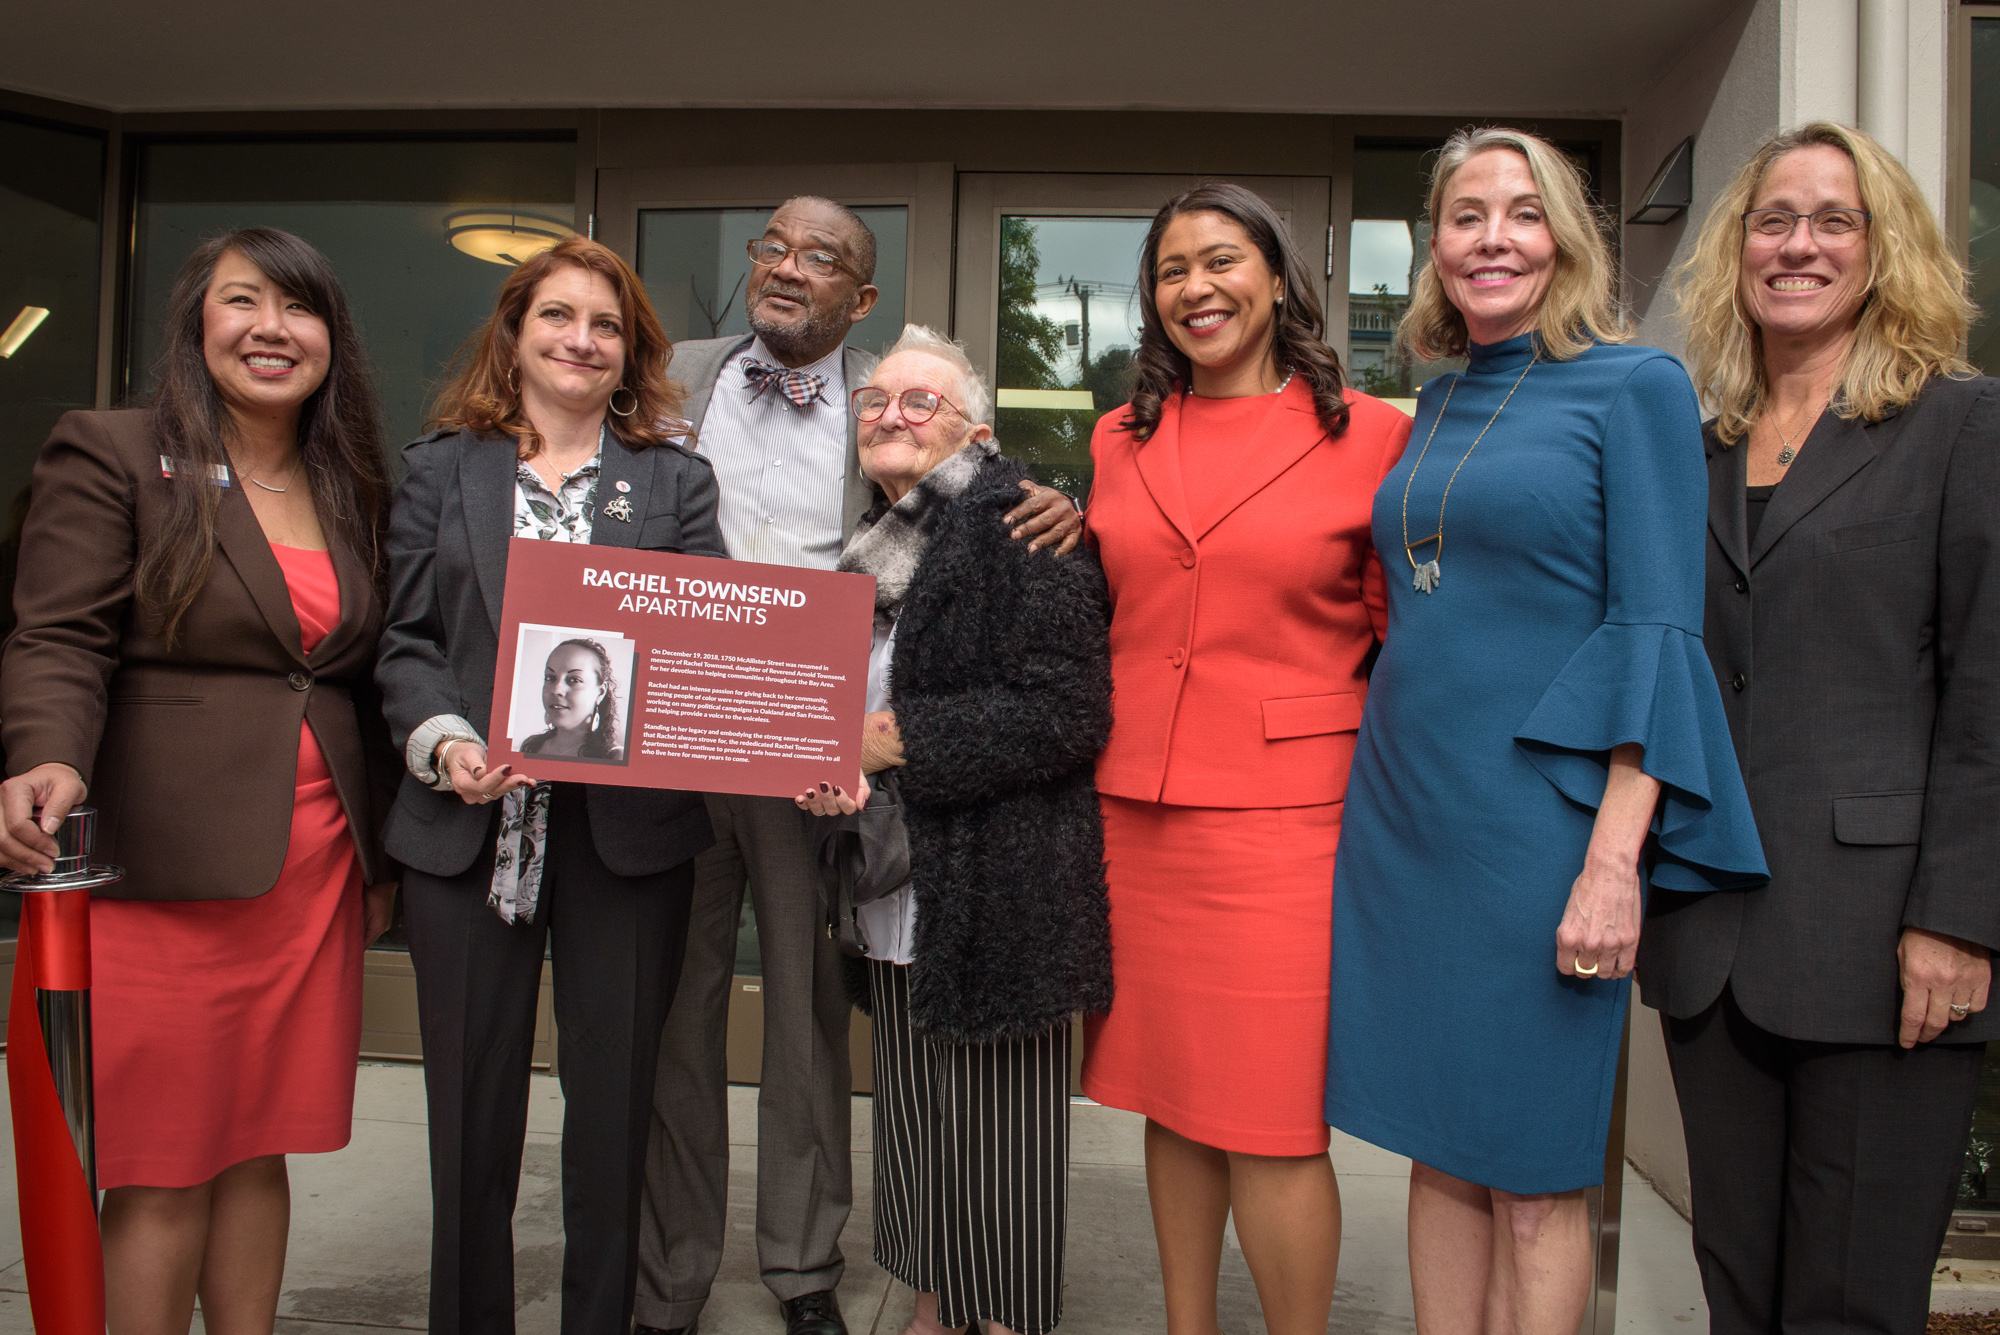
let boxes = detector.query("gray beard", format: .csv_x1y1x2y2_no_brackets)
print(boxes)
745,283,856,363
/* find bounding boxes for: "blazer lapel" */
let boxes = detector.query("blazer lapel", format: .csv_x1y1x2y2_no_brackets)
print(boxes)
213,484,307,666
1749,412,1881,567
459,438,518,632
681,333,754,443
1709,438,1749,578
1188,385,1327,540
1133,391,1198,548
591,438,651,549
309,526,369,665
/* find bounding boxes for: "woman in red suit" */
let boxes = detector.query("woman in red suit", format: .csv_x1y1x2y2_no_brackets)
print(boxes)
1081,183,1410,1335
0,229,397,1334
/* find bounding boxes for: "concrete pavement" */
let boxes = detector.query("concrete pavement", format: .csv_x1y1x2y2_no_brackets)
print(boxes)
0,1058,1713,1333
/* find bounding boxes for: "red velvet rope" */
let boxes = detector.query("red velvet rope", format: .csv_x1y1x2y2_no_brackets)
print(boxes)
8,893,106,1333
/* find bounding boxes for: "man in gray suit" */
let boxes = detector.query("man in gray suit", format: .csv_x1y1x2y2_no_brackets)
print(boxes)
635,196,1079,1335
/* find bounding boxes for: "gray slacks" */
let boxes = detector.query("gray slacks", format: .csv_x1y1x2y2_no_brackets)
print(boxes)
635,792,854,1329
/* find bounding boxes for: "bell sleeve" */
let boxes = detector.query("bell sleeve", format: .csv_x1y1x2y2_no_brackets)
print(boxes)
1512,354,1769,894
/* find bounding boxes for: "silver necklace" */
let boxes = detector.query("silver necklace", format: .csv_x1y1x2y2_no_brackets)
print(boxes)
243,456,304,494
1399,354,1537,594
1771,400,1826,468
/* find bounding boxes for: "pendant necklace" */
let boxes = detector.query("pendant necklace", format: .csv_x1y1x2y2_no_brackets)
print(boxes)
1400,352,1537,595
1771,399,1826,468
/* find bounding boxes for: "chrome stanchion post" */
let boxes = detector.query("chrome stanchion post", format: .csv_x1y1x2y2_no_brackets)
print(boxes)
1580,999,1633,1335
5,807,123,1202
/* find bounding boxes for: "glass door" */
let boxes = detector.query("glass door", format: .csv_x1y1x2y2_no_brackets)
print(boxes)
953,173,1332,502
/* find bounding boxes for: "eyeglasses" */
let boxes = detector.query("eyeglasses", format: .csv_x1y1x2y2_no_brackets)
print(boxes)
746,238,864,282
1741,208,1871,241
851,386,966,425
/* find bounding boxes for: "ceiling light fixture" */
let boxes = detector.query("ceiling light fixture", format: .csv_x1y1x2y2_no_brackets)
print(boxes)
0,307,50,359
445,212,577,266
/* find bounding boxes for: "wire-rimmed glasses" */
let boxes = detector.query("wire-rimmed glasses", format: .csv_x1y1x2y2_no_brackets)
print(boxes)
746,238,865,282
851,386,965,425
1741,208,1871,241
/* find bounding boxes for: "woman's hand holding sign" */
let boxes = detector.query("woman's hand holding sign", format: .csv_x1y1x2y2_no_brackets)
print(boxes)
436,738,535,806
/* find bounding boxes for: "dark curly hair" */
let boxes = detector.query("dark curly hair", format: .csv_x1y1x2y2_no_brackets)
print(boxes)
525,637,623,759
1123,183,1349,443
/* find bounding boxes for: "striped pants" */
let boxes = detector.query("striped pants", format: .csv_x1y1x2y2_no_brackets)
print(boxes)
867,960,1071,1334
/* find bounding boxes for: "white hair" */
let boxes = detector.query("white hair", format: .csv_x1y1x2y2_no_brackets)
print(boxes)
881,323,993,425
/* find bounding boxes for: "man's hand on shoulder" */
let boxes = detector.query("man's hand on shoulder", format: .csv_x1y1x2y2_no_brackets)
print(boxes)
1004,480,1082,555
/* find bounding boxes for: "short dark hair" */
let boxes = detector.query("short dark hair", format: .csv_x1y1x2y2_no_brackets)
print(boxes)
776,195,878,285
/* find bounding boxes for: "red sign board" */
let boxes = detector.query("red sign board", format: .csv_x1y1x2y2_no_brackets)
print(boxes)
488,538,876,799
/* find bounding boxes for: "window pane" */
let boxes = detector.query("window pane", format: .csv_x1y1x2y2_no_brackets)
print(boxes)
1349,143,1464,402
993,215,1150,501
1970,18,2000,373
129,137,576,457
637,205,909,360
0,113,104,945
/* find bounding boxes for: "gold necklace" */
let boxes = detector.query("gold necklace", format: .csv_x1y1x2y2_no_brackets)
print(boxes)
1399,353,1537,595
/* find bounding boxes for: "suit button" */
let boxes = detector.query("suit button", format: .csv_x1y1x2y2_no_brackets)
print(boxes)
289,670,312,692
1169,648,1186,668
1730,672,1746,692
1734,578,1748,594
1180,548,1196,568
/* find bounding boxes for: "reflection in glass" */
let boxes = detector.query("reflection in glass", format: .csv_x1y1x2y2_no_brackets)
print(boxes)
1349,143,1463,404
994,215,1151,500
637,206,909,359
1970,19,2000,374
0,114,105,946
129,137,576,457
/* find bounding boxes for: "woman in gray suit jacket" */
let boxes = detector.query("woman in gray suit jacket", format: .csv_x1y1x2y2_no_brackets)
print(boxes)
375,237,724,1335
1640,123,2000,1335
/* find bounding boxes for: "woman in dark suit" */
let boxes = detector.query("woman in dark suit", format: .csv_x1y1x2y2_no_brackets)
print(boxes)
0,227,397,1334
375,236,723,1334
1640,121,2000,1335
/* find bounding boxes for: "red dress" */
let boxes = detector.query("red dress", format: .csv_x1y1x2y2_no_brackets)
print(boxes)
92,544,364,1188
1079,384,1410,1156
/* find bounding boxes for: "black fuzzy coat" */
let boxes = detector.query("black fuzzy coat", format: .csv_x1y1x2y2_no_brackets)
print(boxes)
847,457,1114,1044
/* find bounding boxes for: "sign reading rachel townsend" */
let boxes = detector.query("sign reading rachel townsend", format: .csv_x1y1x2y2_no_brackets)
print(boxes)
489,537,875,798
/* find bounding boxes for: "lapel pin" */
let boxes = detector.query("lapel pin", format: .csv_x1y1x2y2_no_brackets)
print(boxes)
616,480,631,492
603,496,635,523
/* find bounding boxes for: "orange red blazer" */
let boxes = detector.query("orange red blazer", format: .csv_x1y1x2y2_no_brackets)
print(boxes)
1086,381,1412,808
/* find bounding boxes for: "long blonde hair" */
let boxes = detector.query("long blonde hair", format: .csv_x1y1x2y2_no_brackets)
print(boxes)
1397,127,1625,363
1675,121,1972,444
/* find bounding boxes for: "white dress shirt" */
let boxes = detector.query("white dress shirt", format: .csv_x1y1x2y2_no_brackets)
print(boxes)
855,618,916,965
699,336,849,570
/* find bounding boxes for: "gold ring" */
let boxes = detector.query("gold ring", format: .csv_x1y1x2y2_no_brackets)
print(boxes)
1574,957,1600,977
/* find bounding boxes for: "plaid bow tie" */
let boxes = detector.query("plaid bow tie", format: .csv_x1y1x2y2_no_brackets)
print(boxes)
741,358,828,408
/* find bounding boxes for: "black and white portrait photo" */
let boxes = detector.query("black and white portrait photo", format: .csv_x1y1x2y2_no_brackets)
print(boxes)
506,624,637,766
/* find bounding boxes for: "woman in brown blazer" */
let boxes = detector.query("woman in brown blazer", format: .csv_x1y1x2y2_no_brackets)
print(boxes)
0,227,398,1335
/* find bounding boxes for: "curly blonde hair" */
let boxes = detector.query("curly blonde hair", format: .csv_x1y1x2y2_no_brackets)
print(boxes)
1674,121,1973,445
1397,126,1626,364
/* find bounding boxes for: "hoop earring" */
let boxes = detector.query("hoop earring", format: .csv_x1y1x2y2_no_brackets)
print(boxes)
507,367,517,394
609,386,638,417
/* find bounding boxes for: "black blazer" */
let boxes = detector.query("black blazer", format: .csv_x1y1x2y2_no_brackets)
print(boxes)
1637,375,2000,1044
375,427,725,880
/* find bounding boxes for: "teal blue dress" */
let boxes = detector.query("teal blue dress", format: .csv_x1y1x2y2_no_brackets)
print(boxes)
1325,335,1767,1193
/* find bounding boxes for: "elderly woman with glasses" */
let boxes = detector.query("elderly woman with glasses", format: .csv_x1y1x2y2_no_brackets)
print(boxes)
1638,123,2000,1335
799,324,1112,1335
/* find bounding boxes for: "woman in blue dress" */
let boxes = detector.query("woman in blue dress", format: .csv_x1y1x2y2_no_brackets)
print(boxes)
1326,127,1767,1334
